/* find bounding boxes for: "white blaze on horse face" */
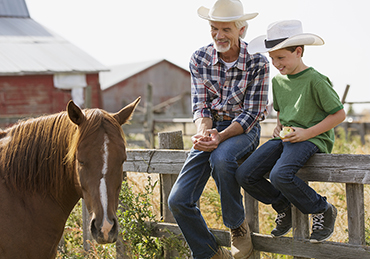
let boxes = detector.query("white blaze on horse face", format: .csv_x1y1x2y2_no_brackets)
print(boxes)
99,134,113,240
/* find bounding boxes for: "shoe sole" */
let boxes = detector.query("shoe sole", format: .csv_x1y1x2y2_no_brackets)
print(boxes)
309,230,334,243
271,227,292,237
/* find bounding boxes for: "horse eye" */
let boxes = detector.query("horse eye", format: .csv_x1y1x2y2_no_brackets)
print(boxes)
78,160,84,166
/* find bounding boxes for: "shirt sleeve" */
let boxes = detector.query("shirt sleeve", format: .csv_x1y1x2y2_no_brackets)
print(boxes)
313,78,344,114
190,53,212,121
234,60,270,132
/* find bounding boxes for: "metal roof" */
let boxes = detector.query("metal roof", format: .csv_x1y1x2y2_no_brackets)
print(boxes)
0,0,29,18
99,59,164,90
0,0,108,75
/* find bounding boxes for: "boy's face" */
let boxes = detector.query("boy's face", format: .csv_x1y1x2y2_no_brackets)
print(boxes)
269,47,303,75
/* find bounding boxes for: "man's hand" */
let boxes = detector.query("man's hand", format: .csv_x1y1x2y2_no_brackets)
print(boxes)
193,129,220,152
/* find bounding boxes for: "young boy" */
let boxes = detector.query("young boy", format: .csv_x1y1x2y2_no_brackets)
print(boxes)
236,20,346,243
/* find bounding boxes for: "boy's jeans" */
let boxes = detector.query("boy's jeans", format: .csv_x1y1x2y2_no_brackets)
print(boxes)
168,121,260,259
236,139,328,215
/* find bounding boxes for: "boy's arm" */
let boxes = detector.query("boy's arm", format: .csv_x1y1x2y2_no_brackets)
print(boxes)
272,111,283,138
283,109,346,143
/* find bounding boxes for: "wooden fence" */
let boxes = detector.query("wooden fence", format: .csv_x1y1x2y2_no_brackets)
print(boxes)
67,131,370,258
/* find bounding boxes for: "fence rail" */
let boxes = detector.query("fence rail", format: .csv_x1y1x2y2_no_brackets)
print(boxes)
115,131,370,259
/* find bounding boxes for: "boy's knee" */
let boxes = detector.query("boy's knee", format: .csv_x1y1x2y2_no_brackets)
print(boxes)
270,170,291,188
235,168,258,186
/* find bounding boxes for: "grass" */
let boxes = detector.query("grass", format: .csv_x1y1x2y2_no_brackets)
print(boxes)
57,126,370,258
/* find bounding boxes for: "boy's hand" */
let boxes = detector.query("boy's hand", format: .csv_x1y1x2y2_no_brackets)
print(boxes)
272,124,283,138
282,127,310,143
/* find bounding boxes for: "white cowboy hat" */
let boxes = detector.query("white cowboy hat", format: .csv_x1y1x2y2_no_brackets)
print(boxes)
248,20,324,54
198,0,258,22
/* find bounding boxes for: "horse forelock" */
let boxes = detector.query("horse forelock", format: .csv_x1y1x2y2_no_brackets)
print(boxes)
65,109,124,162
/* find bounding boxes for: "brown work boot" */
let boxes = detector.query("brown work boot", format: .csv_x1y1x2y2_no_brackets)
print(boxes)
230,219,253,259
211,247,233,259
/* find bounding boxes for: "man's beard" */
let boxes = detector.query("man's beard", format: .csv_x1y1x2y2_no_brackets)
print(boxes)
213,38,231,53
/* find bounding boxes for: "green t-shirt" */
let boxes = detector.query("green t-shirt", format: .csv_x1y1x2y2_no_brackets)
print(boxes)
272,67,344,153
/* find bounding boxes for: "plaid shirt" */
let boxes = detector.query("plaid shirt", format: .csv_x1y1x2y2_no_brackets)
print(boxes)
190,40,270,132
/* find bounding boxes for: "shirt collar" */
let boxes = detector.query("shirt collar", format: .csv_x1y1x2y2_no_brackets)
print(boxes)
209,40,249,70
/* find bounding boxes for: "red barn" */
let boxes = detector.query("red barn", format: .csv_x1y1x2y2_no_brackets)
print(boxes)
100,59,192,118
0,0,107,126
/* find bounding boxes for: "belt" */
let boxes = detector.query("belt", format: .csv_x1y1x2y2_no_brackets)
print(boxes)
212,110,233,121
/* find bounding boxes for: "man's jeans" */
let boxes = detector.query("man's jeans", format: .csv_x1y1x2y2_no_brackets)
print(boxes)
236,139,328,215
168,121,260,259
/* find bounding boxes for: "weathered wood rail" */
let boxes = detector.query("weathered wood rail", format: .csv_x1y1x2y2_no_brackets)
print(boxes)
119,132,370,259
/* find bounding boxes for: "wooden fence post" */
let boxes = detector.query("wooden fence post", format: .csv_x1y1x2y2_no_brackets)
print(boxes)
244,192,260,259
158,130,184,258
292,206,310,259
346,183,365,245
144,84,154,148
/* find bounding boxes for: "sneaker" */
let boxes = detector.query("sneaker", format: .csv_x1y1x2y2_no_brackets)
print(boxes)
310,203,337,243
230,219,253,259
211,247,233,259
271,206,292,237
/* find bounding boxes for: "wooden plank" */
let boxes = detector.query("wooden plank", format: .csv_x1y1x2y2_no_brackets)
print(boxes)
151,222,231,248
122,149,188,174
297,153,370,184
252,233,370,259
150,223,370,259
123,151,370,184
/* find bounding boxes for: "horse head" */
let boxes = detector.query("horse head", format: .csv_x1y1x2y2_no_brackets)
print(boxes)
67,97,140,244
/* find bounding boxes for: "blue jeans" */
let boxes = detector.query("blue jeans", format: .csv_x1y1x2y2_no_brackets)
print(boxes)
168,121,260,259
235,139,328,215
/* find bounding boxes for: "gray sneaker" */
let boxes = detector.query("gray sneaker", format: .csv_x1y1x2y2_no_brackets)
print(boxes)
271,206,292,237
310,203,337,243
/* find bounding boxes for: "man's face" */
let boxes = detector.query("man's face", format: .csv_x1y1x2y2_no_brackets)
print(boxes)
210,21,242,53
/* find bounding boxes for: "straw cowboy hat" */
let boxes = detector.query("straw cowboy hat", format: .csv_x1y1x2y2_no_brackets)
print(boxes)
197,0,258,22
248,20,324,54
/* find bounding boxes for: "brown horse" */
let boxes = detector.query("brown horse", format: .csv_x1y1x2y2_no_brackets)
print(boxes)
0,97,140,259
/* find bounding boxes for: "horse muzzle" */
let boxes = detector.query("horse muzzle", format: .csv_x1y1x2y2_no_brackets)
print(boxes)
90,216,119,244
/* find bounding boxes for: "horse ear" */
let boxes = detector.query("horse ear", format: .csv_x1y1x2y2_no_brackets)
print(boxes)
113,97,141,125
67,100,86,126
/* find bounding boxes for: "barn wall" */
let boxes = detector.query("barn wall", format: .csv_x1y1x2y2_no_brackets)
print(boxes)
102,61,191,117
86,73,102,109
0,73,102,116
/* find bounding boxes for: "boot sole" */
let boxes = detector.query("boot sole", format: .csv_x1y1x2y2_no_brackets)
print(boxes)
234,248,253,259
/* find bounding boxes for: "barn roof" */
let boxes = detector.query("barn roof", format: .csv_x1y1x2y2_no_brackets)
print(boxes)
99,59,188,90
0,0,30,18
0,0,108,75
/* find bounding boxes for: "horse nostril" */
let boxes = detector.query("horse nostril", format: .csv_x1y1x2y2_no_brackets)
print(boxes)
90,216,118,243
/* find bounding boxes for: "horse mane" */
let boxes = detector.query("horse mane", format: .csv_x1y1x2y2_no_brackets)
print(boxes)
0,108,125,197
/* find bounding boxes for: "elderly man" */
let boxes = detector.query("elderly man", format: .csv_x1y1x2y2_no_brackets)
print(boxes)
168,0,269,258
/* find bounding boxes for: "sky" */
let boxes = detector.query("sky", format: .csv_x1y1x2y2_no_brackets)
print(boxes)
25,0,370,113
